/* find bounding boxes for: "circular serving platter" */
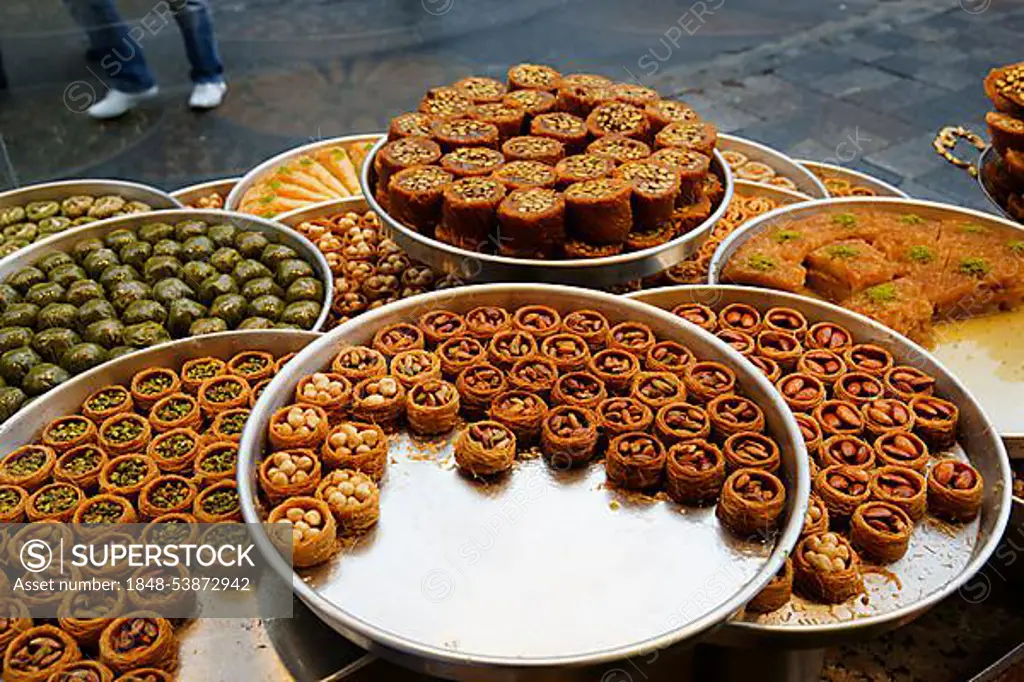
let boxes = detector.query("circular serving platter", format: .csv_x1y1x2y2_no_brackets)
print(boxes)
239,283,810,681
718,135,828,199
797,160,908,199
170,177,241,208
707,197,1024,458
0,179,181,213
360,137,736,288
627,284,1012,647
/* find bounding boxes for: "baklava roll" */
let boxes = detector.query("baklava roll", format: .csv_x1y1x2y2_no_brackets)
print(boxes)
793,532,863,604
331,346,388,383
130,368,181,413
644,98,700,133
269,403,330,450
551,372,607,410
453,75,507,103
755,331,803,370
3,625,81,682
503,89,557,124
715,329,756,356
608,321,656,358
671,302,717,333
805,322,853,352
439,147,505,180
631,371,686,412
387,111,433,140
390,350,442,391
372,323,425,357
683,361,736,404
138,474,197,521
655,402,710,444
717,468,786,537
418,310,467,347
556,81,614,118
207,408,250,443
507,62,562,91
910,396,959,451
615,160,680,231
541,405,600,468
708,395,765,439
564,177,633,246
180,356,226,394
507,357,558,398
665,439,726,505
259,449,321,504
873,431,929,472
351,376,405,429
749,355,783,385
193,479,242,523
0,445,56,492
586,101,650,140
850,501,913,563
0,484,28,523
322,421,387,480
457,363,509,416
842,344,894,378
192,441,238,488
861,399,915,438
649,147,709,203
819,434,874,471
747,558,793,614
148,393,201,433
763,307,809,339
388,165,453,232
540,333,592,373
437,336,487,379
430,118,500,152
883,365,936,402
775,373,827,414
81,385,134,423
470,102,525,142
803,494,830,537
455,421,517,477
376,137,443,189
814,464,872,522
492,160,558,191
588,134,651,164
513,304,562,339
25,482,83,522
605,432,666,491
227,350,276,384
73,494,137,525
554,154,616,189
147,428,201,474
530,112,589,154
870,465,928,521
927,460,983,522
834,372,885,407
406,379,460,435
99,454,158,499
598,397,654,440
438,177,505,251
316,469,380,535
701,174,725,206
487,391,548,444
563,240,624,259
645,341,694,377
813,400,865,438
502,135,564,165
654,121,718,155
466,305,513,339
496,188,565,258
722,432,780,473
796,349,847,387
487,330,538,369
197,375,251,416
589,349,640,393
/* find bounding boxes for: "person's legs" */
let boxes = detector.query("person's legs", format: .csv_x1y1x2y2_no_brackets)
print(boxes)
62,0,157,93
170,0,224,85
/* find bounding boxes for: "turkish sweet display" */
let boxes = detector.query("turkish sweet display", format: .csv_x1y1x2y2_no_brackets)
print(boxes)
371,64,725,259
720,149,802,194
257,302,790,570
0,219,325,424
984,62,1024,222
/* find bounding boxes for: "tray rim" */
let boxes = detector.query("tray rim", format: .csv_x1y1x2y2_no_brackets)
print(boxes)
237,282,811,677
0,178,181,209
275,195,370,227
719,134,829,199
795,160,908,199
170,177,242,203
626,283,1014,645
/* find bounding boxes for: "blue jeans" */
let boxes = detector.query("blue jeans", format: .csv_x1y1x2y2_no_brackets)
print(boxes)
64,0,224,93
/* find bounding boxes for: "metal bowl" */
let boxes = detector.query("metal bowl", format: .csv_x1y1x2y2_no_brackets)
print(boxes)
360,137,735,287
171,177,241,207
226,134,384,215
708,197,1024,456
0,208,334,333
797,160,908,198
627,284,1013,648
239,283,810,681
0,179,180,212
719,135,828,199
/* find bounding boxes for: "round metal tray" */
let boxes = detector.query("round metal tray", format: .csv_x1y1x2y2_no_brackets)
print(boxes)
0,330,320,678
239,283,810,681
708,197,1024,457
171,177,241,207
627,284,1013,647
0,208,334,333
719,135,828,199
797,160,908,198
276,195,369,228
733,179,814,206
0,179,181,212
226,134,384,215
360,137,736,287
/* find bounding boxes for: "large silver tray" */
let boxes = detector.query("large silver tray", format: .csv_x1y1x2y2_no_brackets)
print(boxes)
797,160,908,198
276,195,370,228
627,285,1012,648
0,331,321,679
171,177,241,207
360,137,735,287
0,179,180,213
226,134,384,215
708,197,1024,459
719,135,828,200
0,208,334,333
239,283,810,681
732,179,813,206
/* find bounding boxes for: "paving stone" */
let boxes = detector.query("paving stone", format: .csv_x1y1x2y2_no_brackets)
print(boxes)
864,133,954,180
802,66,903,98
843,78,949,119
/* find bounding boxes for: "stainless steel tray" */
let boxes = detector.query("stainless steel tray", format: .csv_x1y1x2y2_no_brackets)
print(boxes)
226,134,384,215
708,197,1024,459
239,283,810,681
0,179,181,213
733,180,813,206
0,208,334,333
719,135,828,200
627,285,1013,648
360,137,736,287
797,160,908,198
276,195,370,227
171,177,241,207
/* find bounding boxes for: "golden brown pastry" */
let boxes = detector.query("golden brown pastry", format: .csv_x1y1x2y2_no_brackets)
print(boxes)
793,532,863,604
869,465,927,521
317,469,380,535
927,460,983,522
455,421,517,477
746,558,793,614
605,432,666,491
716,468,786,537
850,501,913,563
541,406,599,468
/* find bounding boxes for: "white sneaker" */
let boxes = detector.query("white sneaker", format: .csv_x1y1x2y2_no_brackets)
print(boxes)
87,86,159,119
189,81,227,110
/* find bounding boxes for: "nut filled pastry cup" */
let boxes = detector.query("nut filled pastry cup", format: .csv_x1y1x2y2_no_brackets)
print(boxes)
793,532,863,604
716,467,786,537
